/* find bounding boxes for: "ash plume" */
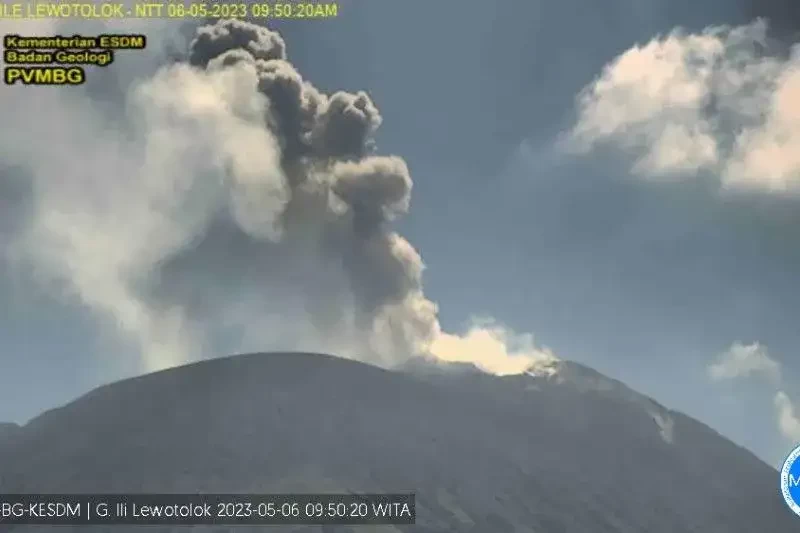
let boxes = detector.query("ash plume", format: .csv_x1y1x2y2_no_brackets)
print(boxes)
2,19,554,376
183,19,435,364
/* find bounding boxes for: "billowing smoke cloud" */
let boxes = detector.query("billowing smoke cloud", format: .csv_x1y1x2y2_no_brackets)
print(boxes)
429,318,558,376
568,20,800,193
2,19,554,375
708,342,800,442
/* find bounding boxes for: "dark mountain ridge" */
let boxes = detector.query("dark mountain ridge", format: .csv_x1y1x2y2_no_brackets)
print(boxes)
0,352,795,532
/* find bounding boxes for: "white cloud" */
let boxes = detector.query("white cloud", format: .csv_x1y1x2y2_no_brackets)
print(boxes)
775,391,800,442
725,58,800,192
707,342,781,384
570,20,800,193
708,342,800,443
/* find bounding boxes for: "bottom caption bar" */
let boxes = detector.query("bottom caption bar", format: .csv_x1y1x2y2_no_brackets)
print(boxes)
0,493,415,525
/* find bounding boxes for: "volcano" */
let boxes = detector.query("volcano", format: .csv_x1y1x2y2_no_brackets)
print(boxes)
0,352,795,532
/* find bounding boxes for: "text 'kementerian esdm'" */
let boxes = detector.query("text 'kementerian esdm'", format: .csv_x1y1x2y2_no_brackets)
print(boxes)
2,2,339,86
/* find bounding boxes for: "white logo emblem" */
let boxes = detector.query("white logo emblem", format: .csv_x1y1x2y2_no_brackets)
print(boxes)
780,444,800,517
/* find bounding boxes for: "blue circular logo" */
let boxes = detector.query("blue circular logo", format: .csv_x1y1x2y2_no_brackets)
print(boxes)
781,444,800,516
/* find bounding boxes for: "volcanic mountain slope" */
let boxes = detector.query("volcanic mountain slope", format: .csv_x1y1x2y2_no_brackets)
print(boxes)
0,352,796,532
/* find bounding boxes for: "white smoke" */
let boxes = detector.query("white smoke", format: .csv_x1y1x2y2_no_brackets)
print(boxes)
430,318,558,376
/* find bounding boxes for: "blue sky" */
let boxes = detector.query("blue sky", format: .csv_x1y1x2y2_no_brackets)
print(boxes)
1,0,798,467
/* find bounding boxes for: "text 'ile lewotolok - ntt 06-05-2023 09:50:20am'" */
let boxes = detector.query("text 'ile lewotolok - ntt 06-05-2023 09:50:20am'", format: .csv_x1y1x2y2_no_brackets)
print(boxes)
0,2,340,20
